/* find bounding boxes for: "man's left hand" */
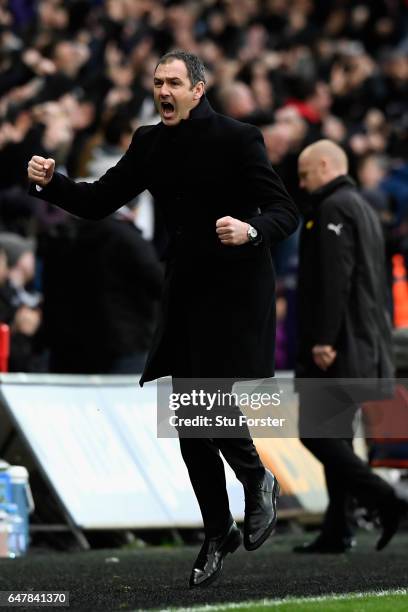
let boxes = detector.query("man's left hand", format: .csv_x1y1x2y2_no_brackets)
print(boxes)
312,345,337,371
216,216,249,246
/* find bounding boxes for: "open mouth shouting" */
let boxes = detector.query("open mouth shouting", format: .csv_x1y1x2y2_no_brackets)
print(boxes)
161,101,176,121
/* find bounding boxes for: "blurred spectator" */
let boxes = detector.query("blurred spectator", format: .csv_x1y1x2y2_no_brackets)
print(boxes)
87,112,134,178
284,79,333,140
217,80,274,125
330,43,383,123
270,106,308,202
0,232,39,309
274,106,308,151
262,123,292,166
357,153,397,310
357,153,393,220
381,49,408,123
41,203,164,375
218,80,257,120
0,232,42,371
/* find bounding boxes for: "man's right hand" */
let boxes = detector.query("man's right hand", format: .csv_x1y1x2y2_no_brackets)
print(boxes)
27,156,55,186
312,345,337,371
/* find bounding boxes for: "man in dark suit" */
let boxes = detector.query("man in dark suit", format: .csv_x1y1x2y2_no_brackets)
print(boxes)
295,139,407,554
27,51,299,586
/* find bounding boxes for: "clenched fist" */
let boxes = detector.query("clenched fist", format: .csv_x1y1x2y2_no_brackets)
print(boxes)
216,216,250,246
27,155,55,187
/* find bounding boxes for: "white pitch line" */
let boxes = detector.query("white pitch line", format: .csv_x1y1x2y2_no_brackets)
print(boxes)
148,588,408,612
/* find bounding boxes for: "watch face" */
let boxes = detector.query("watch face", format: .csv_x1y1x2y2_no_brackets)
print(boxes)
248,226,258,239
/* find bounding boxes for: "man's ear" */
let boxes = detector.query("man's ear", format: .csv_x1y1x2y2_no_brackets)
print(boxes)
193,81,205,100
320,158,328,172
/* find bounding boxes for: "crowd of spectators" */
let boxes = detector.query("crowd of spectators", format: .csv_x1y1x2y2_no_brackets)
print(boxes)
0,0,407,372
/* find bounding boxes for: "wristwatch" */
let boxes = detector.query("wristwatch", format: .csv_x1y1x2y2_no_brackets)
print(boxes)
247,224,260,244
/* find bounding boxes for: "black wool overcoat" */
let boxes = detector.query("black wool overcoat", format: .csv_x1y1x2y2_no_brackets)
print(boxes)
30,97,299,383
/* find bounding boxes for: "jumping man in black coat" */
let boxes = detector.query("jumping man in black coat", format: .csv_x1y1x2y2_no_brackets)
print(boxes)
27,51,299,587
295,139,407,554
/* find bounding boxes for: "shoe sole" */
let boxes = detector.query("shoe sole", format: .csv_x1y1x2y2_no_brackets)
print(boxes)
244,480,280,551
189,529,242,588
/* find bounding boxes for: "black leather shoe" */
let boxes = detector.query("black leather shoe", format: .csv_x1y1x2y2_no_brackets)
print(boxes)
244,469,279,551
377,497,408,551
293,535,356,554
189,521,242,588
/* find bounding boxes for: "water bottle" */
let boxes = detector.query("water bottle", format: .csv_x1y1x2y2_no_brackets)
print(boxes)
4,503,25,558
0,470,11,505
8,466,33,552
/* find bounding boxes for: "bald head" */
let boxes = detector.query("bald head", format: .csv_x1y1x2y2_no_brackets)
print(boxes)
298,139,348,193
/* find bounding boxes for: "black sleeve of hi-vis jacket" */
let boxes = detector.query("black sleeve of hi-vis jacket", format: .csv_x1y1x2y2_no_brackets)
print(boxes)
28,127,149,220
315,200,355,346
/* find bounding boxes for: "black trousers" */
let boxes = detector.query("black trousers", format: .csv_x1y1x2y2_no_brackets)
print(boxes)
299,386,396,543
169,296,266,537
173,378,265,537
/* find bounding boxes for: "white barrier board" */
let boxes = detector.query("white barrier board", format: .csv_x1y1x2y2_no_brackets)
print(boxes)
0,376,244,529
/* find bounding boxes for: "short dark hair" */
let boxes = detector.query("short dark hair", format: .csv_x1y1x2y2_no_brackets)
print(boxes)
155,50,206,87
